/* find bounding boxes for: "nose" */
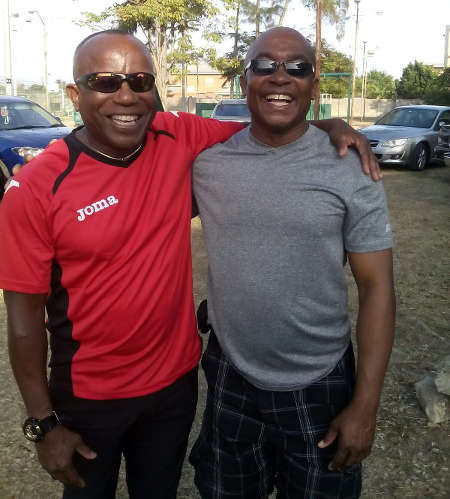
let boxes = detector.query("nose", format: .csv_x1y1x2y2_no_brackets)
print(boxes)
269,63,290,84
112,81,138,104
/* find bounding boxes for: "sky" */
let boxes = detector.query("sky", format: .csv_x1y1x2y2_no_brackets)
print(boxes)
1,0,450,89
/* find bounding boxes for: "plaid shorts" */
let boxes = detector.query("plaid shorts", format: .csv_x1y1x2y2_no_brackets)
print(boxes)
190,332,361,499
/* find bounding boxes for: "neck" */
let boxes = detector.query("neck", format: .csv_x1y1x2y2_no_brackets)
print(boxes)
76,128,143,161
249,121,309,147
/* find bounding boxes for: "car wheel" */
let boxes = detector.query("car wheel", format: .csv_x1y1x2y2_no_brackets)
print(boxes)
409,143,428,170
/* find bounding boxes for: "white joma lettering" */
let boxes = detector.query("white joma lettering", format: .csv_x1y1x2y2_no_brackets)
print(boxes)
77,195,119,221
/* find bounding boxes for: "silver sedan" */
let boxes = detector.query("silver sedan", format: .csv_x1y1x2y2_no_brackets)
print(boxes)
359,105,450,170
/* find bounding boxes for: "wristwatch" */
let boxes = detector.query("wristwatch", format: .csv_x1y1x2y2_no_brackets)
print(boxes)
23,412,60,442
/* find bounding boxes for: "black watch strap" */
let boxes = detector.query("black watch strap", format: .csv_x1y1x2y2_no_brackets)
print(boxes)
23,412,60,442
40,412,60,433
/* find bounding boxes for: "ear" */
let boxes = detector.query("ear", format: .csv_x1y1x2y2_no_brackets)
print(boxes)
240,73,248,98
66,84,80,111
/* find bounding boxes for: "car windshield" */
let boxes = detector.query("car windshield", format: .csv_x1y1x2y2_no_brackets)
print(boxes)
214,103,250,117
0,101,61,131
376,108,438,129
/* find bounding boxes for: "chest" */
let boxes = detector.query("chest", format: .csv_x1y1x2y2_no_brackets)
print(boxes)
49,147,192,261
195,151,349,238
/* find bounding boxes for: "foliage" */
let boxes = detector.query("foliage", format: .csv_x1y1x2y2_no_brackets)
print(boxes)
80,0,216,108
363,70,396,99
424,68,450,105
301,0,349,39
241,0,282,34
396,61,438,99
316,41,352,98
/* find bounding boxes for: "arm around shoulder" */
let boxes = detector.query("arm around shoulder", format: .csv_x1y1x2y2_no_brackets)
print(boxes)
310,118,381,181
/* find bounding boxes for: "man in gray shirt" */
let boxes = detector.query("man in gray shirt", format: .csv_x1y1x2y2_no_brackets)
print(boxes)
190,27,395,499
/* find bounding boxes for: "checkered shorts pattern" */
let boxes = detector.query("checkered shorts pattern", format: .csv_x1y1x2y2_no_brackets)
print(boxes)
190,332,362,499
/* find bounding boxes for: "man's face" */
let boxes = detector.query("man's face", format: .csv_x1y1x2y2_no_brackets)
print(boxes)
241,29,317,145
67,34,157,158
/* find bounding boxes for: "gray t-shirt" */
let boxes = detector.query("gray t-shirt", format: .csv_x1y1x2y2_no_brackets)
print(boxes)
193,125,393,390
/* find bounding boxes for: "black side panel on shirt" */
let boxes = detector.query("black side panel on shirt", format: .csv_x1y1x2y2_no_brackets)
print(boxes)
47,259,79,397
152,129,176,141
52,136,82,195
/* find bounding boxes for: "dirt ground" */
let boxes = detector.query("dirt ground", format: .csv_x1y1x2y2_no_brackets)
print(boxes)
0,163,449,498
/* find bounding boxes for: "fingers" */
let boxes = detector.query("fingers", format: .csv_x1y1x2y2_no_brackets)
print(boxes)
75,441,97,460
355,137,382,181
328,443,370,471
49,464,86,488
318,427,338,449
328,447,350,471
337,143,349,158
36,426,95,489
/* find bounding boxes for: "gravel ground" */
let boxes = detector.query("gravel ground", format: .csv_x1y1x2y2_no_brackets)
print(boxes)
0,163,449,498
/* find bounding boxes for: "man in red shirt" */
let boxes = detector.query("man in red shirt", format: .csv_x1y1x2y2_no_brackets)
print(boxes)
0,30,379,499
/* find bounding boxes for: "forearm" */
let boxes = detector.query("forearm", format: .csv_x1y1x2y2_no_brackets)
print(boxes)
309,118,344,131
5,291,53,418
352,281,395,414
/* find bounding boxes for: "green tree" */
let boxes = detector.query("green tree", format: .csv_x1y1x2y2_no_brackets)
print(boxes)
364,70,396,99
241,0,282,35
296,1,349,39
81,0,216,109
424,67,450,105
317,41,352,98
396,61,438,99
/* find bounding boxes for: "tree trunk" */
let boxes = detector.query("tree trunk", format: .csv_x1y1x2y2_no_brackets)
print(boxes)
231,0,241,98
314,0,322,120
278,0,291,26
149,23,168,111
255,0,260,36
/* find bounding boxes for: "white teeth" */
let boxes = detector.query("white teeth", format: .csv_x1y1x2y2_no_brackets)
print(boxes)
112,115,138,122
266,94,292,102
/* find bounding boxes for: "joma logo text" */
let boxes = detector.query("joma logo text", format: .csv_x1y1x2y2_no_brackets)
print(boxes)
76,196,119,222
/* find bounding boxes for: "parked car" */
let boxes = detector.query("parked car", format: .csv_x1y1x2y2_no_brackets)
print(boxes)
211,98,251,123
434,124,450,167
0,96,71,197
359,105,450,170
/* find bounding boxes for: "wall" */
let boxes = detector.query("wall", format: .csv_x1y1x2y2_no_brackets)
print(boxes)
331,98,425,120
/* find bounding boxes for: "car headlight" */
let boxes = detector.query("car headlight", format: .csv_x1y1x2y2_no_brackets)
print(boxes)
381,138,408,148
11,146,44,158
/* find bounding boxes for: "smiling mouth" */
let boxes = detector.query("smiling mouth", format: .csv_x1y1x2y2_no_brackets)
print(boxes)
265,94,293,106
110,114,141,126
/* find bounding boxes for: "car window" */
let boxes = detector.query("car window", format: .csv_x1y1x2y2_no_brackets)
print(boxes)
214,103,250,118
0,101,60,130
438,110,450,125
376,108,438,129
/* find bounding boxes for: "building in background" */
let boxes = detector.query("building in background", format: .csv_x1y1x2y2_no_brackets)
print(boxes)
167,63,231,111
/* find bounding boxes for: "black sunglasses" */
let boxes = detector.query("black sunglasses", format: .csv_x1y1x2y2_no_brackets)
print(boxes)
76,72,155,93
245,59,314,78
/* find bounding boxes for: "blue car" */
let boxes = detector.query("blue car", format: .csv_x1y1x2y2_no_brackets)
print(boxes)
0,95,71,197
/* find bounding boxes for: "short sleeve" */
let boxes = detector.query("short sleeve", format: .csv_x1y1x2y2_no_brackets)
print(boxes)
0,178,54,293
181,113,243,157
344,175,393,253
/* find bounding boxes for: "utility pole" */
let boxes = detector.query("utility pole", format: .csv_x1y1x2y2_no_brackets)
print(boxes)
360,41,366,122
350,0,361,125
313,0,322,120
1,0,13,95
28,10,49,110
